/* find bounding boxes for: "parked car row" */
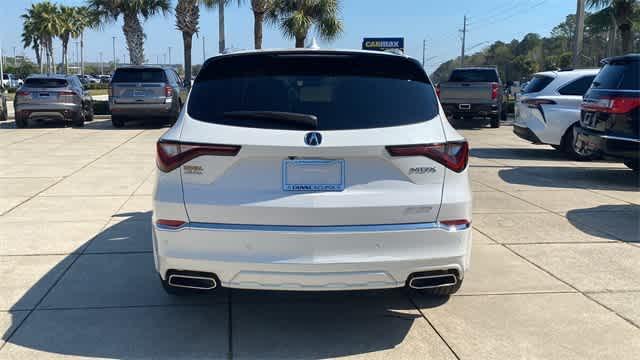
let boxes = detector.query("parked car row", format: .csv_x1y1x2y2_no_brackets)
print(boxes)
513,54,638,171
2,73,23,89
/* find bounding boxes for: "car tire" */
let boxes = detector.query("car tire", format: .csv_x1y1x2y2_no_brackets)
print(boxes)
490,115,500,128
86,105,94,122
71,111,85,128
15,114,28,128
413,279,463,296
111,115,125,128
625,160,639,172
564,124,596,161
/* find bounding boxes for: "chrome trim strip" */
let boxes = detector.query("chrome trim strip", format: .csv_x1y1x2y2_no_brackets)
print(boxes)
600,135,640,143
156,221,471,233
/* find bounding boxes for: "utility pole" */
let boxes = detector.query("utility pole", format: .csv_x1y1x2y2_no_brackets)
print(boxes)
75,41,80,74
422,39,426,67
572,0,585,68
168,46,172,66
99,52,103,75
13,47,16,66
164,53,167,65
460,15,468,67
202,36,206,63
112,36,116,70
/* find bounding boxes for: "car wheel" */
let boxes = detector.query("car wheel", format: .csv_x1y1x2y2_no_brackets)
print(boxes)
624,160,639,172
564,124,596,161
71,111,85,128
86,105,94,122
111,115,125,128
412,279,463,296
490,115,500,128
15,114,28,128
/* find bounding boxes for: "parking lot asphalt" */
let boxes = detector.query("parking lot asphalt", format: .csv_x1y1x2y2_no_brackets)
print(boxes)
0,118,638,359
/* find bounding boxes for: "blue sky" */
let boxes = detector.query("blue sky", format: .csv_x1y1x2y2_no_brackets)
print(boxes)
1,0,576,73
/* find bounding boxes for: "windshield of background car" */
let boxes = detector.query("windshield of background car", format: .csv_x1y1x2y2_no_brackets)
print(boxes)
111,68,167,83
592,61,640,90
24,78,68,88
449,69,499,82
188,52,439,130
522,75,554,93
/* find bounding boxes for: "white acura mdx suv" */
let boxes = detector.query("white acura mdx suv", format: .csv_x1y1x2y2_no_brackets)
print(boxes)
152,49,472,295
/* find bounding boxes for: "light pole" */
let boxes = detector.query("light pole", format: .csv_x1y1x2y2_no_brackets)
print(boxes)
112,36,116,70
13,46,16,66
168,46,172,66
99,51,103,75
202,36,205,63
75,41,80,74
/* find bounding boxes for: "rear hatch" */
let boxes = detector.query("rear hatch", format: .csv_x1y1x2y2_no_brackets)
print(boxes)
18,78,76,105
110,68,167,104
440,68,499,103
172,52,461,226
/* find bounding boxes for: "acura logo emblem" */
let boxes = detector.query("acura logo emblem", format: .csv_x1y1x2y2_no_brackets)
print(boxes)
304,132,322,146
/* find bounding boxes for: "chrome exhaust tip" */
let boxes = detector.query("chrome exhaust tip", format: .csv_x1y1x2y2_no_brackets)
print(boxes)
168,272,217,290
408,273,457,289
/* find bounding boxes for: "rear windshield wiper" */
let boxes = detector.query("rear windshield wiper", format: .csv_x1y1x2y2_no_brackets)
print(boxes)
223,111,318,129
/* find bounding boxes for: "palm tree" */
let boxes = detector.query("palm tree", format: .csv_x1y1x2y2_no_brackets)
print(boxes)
22,2,61,73
74,7,101,75
250,0,275,49
267,0,343,48
207,0,243,53
58,5,81,74
88,0,170,65
587,0,636,53
21,8,42,71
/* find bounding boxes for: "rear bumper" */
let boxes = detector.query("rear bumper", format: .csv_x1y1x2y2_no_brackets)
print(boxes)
513,124,543,144
442,103,499,117
109,101,173,118
576,127,640,161
14,103,81,120
152,221,472,291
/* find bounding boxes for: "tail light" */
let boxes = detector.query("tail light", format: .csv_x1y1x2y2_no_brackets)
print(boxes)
386,141,469,173
156,140,241,172
582,97,640,114
522,98,556,109
58,90,79,103
164,85,173,97
16,90,31,99
436,84,441,98
491,82,500,100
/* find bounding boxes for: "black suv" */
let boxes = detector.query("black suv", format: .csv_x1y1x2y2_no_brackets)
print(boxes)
575,54,640,171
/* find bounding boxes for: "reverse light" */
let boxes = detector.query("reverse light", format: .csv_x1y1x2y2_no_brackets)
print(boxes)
156,140,241,172
582,97,640,114
386,141,469,173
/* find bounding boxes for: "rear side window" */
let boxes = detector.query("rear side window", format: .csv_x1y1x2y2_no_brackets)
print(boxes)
449,69,499,82
558,75,596,96
188,53,438,130
24,78,68,88
522,75,554,93
112,68,167,83
592,61,639,90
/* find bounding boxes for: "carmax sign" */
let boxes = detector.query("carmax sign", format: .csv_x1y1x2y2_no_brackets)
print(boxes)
362,37,404,52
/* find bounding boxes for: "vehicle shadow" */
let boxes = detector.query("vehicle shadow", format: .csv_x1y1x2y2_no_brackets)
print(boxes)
472,147,568,161
497,166,640,191
1,210,447,358
566,204,640,243
82,117,172,130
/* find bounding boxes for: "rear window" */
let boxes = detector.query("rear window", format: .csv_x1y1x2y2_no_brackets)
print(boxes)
558,75,596,96
522,75,554,93
188,53,439,130
111,68,167,83
449,69,499,82
592,61,639,90
24,78,68,88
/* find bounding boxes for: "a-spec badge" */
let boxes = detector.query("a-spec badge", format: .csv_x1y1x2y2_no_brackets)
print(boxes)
183,165,203,175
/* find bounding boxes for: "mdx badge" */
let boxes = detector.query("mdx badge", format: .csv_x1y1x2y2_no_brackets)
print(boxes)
409,167,436,175
304,132,322,146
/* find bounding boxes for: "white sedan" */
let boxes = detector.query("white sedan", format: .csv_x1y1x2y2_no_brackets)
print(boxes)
513,68,599,160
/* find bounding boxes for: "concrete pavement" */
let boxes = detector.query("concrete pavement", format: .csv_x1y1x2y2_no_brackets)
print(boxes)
0,118,638,359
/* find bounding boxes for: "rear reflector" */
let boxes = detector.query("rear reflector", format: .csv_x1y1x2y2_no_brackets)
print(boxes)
386,141,469,173
439,219,471,230
156,219,186,228
156,140,241,172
